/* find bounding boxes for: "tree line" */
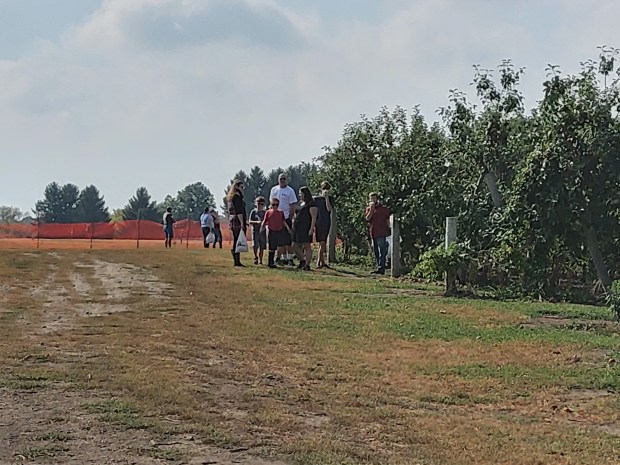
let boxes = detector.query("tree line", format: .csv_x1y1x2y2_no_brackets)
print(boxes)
31,182,216,224
307,48,620,302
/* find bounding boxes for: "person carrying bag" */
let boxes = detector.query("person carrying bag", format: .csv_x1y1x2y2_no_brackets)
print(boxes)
227,180,248,267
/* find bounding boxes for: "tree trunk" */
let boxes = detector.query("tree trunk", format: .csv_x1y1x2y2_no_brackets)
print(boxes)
581,206,611,290
327,208,338,264
484,171,503,208
583,223,612,290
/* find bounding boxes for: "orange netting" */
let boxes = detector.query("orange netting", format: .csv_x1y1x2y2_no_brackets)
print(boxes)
0,220,233,242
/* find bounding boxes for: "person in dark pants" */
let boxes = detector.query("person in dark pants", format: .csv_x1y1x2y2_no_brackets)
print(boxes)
227,180,247,267
249,196,267,265
163,207,175,248
314,181,334,269
200,207,215,248
365,192,391,275
210,208,223,248
292,186,318,271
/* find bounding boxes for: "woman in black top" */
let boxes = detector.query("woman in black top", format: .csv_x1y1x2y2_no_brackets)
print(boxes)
227,180,247,267
292,186,318,271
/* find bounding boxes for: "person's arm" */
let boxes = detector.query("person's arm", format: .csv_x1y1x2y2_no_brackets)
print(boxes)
283,213,292,233
365,205,375,222
309,206,318,235
261,213,268,233
325,194,333,213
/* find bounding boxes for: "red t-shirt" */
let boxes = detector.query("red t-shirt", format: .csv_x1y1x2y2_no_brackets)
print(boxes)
366,204,391,238
264,209,286,231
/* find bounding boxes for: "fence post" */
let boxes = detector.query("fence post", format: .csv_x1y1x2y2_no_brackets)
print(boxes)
36,215,40,249
90,223,94,250
136,210,141,249
445,217,458,295
186,210,191,249
327,207,338,264
390,215,401,278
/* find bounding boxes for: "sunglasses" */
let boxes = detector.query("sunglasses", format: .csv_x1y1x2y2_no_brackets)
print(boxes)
271,203,279,206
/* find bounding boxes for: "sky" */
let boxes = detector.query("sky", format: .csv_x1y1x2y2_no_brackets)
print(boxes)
1,0,619,213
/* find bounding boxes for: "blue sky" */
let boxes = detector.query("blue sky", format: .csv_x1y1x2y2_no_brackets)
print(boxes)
1,0,619,213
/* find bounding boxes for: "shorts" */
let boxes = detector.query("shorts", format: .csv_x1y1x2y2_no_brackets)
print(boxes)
268,229,288,251
253,229,267,250
281,218,292,246
164,226,174,239
315,223,331,243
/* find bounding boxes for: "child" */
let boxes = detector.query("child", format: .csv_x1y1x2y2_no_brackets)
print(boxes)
249,197,267,265
261,198,292,268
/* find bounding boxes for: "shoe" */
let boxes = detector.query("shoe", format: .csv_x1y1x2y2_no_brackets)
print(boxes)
297,260,306,269
302,265,311,271
253,258,259,265
370,270,381,275
268,264,277,269
378,269,385,275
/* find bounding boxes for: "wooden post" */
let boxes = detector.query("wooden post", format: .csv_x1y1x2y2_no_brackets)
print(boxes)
327,208,337,264
390,215,401,278
136,210,141,249
186,210,191,249
89,223,94,250
36,215,40,249
445,217,458,295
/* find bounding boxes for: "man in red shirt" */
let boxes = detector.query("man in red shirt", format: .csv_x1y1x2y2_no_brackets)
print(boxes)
365,192,391,275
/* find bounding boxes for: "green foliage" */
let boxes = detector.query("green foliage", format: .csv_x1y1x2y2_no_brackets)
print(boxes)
607,281,620,320
123,187,160,222
413,243,472,281
75,185,110,223
0,206,23,224
175,182,215,220
35,182,80,223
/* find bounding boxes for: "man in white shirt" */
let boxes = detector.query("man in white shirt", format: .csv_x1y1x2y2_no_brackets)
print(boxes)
269,173,298,265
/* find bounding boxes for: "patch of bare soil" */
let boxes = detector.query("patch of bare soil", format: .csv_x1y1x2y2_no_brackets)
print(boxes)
0,388,288,465
29,258,175,332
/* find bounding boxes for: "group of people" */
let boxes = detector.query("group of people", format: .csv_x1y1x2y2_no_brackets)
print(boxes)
227,173,333,270
163,173,392,276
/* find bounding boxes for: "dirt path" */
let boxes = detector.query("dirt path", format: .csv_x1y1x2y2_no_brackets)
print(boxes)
1,253,288,465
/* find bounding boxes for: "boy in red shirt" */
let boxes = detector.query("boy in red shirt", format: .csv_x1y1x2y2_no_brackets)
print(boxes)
262,198,292,268
365,192,391,275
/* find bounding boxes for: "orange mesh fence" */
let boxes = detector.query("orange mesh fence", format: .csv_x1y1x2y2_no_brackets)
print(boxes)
0,220,233,242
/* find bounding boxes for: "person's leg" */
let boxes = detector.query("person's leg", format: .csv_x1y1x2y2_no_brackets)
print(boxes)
231,227,242,266
259,246,265,265
202,227,208,248
292,242,305,263
304,243,313,270
317,241,326,267
378,236,388,273
371,238,381,272
253,234,259,264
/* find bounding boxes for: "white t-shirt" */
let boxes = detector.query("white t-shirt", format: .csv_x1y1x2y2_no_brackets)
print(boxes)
270,185,298,219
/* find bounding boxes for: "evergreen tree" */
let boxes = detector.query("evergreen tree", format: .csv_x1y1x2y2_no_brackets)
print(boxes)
75,185,110,223
123,187,160,222
246,166,267,203
157,195,180,217
35,182,80,223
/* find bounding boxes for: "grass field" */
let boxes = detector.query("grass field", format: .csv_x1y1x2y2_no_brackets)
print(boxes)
0,248,619,464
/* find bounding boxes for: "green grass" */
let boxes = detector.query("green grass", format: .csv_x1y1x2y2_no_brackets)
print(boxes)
15,444,69,460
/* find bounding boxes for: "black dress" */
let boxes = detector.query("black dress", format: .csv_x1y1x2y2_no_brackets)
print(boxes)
293,201,314,244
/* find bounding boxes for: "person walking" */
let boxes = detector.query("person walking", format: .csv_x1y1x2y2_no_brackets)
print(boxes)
227,180,248,267
200,207,215,248
163,207,176,248
210,208,223,248
261,197,291,268
292,186,318,271
365,192,391,275
314,181,333,269
249,196,267,265
269,173,298,265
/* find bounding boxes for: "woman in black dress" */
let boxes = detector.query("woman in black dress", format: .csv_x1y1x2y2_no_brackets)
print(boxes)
292,186,318,271
227,180,247,267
